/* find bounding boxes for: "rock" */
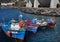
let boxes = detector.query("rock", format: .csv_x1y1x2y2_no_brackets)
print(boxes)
20,7,60,17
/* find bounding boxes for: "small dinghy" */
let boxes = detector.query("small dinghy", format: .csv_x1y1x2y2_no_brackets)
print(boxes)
1,22,26,42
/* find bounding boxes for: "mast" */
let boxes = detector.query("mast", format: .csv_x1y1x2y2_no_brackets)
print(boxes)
50,0,59,8
34,0,40,8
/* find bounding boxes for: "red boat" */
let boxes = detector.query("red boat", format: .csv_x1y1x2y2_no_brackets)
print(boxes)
48,23,56,28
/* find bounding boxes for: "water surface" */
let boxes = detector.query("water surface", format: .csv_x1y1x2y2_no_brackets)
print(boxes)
0,8,60,42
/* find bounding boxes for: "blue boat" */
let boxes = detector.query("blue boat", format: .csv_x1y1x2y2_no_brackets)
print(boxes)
1,23,26,42
27,26,38,33
25,20,39,33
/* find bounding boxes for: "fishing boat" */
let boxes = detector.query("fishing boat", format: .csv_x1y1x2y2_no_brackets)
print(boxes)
1,23,26,42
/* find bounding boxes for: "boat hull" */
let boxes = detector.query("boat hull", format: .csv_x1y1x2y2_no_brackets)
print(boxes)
11,30,26,40
27,27,38,33
38,24,55,30
2,24,26,40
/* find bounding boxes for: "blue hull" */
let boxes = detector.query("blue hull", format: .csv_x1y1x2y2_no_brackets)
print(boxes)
2,24,26,40
11,30,26,40
28,27,38,33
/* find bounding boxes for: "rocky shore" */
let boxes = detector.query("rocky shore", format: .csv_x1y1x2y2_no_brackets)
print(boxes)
20,7,60,17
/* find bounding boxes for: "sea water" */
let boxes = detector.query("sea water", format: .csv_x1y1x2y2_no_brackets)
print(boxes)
0,8,60,42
